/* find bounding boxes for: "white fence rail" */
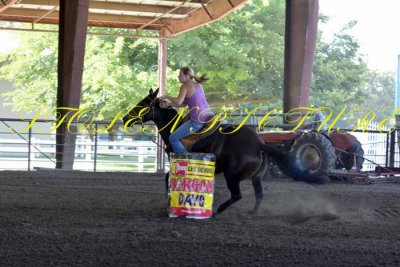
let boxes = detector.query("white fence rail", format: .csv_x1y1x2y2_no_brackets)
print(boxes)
0,118,398,172
0,136,161,172
352,121,395,171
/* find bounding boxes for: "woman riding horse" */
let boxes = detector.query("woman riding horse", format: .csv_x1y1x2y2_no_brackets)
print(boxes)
123,87,301,214
159,67,213,153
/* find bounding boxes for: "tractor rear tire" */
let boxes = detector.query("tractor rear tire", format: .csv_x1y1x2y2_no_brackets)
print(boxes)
274,132,336,183
337,140,364,170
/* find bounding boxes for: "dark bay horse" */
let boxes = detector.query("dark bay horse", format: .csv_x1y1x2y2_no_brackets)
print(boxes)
122,88,286,213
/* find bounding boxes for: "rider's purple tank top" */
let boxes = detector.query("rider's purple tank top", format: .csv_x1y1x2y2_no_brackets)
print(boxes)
183,83,213,123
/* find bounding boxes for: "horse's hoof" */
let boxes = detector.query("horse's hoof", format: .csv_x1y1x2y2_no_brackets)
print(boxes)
216,206,225,214
248,209,259,215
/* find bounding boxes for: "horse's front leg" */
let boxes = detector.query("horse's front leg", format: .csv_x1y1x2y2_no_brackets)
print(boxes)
217,176,242,214
165,171,169,193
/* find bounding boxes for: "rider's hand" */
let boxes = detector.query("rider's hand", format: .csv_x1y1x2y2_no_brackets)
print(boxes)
159,100,170,109
159,95,168,101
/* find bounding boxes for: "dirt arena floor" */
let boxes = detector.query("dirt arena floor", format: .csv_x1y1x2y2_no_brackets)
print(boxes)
1,170,400,266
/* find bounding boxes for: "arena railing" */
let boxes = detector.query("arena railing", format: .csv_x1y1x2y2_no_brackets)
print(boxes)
0,116,396,172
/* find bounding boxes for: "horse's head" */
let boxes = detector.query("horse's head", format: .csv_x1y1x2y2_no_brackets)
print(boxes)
122,88,160,127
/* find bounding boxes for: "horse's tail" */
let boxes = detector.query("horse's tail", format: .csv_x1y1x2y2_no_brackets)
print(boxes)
261,143,287,157
260,143,329,184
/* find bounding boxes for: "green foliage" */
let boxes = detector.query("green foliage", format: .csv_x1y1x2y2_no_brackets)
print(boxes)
0,31,162,119
309,20,395,128
361,70,396,122
0,32,58,113
0,0,394,126
80,35,158,119
311,21,370,107
168,0,285,107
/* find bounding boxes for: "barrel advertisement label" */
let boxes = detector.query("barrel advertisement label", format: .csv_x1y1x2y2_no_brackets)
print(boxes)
169,154,216,219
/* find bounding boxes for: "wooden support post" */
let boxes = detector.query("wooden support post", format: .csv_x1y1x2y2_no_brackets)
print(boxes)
156,29,168,173
389,130,396,167
56,0,89,170
283,0,318,115
158,29,167,97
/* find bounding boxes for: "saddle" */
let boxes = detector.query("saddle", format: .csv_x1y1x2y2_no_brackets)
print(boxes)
180,115,221,152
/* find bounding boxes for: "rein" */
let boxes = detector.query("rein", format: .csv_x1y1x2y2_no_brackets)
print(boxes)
147,97,169,153
147,135,167,153
147,96,157,120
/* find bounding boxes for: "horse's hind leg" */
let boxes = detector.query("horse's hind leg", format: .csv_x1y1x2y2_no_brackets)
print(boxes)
218,155,267,214
165,172,169,192
249,153,269,214
251,153,269,213
251,177,263,214
217,177,242,214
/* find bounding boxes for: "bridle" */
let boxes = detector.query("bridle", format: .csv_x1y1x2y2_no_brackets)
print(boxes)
145,96,169,152
147,96,159,120
124,96,157,127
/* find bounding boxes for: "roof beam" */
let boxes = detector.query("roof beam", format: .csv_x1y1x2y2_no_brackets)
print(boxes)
3,7,171,25
139,0,205,6
0,14,163,30
90,1,190,15
164,0,248,35
0,26,174,39
0,0,19,13
18,0,192,15
0,0,247,32
33,4,58,24
138,0,195,30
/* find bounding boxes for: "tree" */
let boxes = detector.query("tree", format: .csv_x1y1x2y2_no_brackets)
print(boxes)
0,31,58,113
0,0,287,118
311,21,370,108
0,29,164,122
361,70,396,122
168,0,285,108
0,0,382,127
310,20,397,129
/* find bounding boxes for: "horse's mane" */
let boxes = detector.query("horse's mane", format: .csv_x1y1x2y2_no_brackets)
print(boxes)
153,98,188,125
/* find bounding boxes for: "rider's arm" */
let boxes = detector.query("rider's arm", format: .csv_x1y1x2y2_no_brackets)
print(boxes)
162,84,187,107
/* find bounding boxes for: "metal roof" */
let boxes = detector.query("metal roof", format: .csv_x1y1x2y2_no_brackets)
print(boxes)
0,0,248,37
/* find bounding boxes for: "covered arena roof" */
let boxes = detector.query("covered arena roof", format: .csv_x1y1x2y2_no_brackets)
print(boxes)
0,0,248,37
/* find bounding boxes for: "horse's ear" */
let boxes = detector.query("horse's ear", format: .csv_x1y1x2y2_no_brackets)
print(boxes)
153,88,159,97
149,88,154,96
149,88,159,99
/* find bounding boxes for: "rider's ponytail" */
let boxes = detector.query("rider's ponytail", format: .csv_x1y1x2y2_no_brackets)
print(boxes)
193,74,209,83
180,66,208,83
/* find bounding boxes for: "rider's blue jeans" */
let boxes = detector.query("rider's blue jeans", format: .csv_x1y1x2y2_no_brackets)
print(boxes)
169,120,204,153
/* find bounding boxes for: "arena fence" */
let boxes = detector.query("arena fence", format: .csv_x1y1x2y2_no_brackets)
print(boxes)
0,117,398,172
